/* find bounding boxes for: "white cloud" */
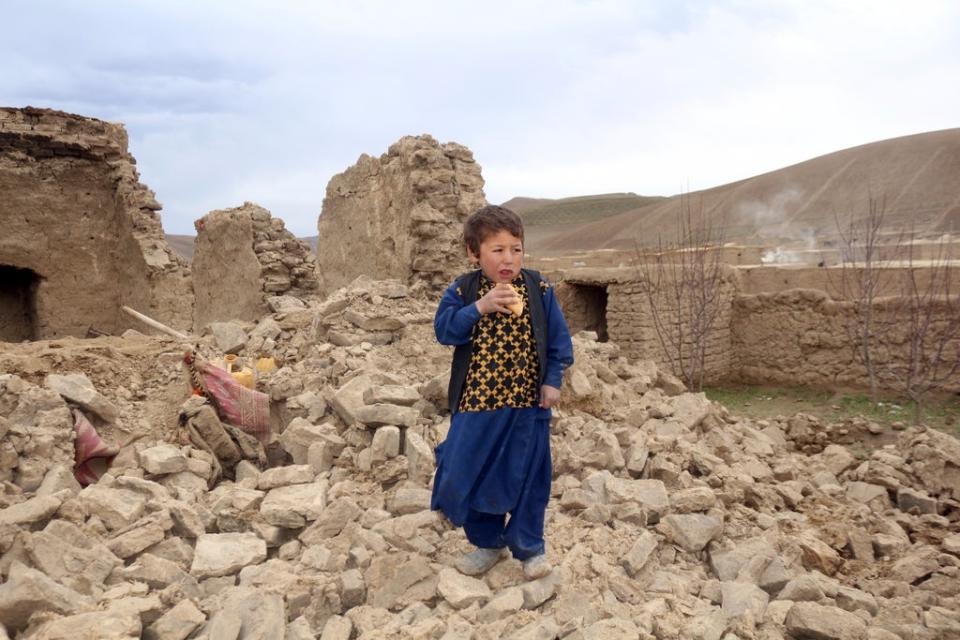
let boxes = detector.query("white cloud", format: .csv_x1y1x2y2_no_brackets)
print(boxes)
1,0,958,236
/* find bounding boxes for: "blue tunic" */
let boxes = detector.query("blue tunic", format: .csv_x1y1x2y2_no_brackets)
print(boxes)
430,276,573,559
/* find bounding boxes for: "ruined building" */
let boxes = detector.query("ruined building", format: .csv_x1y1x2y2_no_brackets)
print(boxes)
0,107,192,340
316,135,486,294
192,202,317,330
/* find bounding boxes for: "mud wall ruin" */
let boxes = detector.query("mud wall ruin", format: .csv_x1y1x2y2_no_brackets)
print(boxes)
559,268,739,383
556,265,960,392
0,107,192,340
732,289,960,392
316,135,486,295
192,202,317,330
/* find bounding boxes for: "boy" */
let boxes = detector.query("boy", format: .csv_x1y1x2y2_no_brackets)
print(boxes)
431,204,574,580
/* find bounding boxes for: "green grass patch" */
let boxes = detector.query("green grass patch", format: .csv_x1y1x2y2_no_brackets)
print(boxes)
704,384,960,437
518,193,666,226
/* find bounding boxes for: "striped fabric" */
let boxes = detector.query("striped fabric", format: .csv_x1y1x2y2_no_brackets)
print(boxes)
184,351,271,444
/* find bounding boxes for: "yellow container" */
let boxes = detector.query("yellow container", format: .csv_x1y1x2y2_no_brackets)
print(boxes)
222,354,255,389
255,357,277,374
231,367,255,389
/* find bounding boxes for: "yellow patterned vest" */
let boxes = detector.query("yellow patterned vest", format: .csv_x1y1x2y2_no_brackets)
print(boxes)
458,275,542,412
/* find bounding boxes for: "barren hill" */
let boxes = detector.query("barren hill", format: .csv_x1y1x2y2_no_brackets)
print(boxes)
530,129,960,254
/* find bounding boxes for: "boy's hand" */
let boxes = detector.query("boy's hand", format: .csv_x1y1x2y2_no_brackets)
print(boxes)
475,283,520,315
539,384,560,409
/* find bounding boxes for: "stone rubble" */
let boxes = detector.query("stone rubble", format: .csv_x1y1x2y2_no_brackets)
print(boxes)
0,278,958,639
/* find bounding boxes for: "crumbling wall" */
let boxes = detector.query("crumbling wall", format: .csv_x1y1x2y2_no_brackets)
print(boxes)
733,289,960,392
606,281,738,384
0,107,192,339
560,269,739,383
316,135,486,295
193,202,317,330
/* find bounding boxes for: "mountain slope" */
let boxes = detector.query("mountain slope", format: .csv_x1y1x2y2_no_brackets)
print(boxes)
532,129,960,254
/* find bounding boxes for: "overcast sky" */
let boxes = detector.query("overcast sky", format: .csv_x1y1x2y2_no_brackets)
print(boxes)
4,1,959,236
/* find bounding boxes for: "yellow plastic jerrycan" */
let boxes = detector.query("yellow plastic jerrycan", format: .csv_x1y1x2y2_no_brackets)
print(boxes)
223,354,256,389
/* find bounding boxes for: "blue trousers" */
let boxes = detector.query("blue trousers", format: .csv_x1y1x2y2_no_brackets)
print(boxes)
432,406,552,561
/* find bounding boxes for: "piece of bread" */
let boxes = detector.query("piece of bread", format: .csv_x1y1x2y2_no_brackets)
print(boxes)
505,284,524,316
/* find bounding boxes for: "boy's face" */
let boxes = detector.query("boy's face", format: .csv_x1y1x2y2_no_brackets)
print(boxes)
468,229,524,283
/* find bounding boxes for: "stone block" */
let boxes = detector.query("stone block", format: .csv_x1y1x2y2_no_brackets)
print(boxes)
784,602,867,640
363,385,419,406
845,482,891,510
371,426,401,460
622,530,658,577
0,562,92,631
280,418,343,465
670,486,716,513
777,575,825,602
387,487,432,515
355,404,419,428
896,487,937,515
721,581,769,619
320,615,353,640
120,553,202,596
405,431,434,483
0,494,62,527
260,481,327,528
108,521,167,559
79,486,146,530
300,496,362,544
45,373,118,422
258,464,315,490
364,553,436,610
478,587,524,623
208,322,249,354
36,464,81,496
658,514,723,552
437,567,491,609
522,571,560,609
139,444,189,475
330,374,376,425
191,533,267,578
143,599,205,640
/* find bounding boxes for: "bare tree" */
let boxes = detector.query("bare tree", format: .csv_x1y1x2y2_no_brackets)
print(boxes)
880,231,960,423
830,195,896,397
635,194,727,391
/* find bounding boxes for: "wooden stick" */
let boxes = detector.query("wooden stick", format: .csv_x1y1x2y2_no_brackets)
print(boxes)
121,306,191,340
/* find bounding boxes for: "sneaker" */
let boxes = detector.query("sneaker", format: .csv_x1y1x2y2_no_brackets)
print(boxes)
455,547,505,576
522,554,552,580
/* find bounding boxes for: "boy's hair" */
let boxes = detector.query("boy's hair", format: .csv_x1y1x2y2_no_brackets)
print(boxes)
463,205,524,256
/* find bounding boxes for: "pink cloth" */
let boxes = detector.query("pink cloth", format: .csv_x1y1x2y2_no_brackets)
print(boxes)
196,360,271,443
73,409,119,486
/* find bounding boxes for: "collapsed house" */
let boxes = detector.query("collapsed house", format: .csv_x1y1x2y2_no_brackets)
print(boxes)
0,108,192,341
315,135,486,295
192,202,317,330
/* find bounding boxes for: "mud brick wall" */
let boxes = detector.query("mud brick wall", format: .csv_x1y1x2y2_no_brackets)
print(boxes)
733,289,960,392
559,269,739,383
0,107,192,340
316,135,486,295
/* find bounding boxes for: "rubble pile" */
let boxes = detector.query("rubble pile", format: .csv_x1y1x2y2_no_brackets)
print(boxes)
0,280,958,640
